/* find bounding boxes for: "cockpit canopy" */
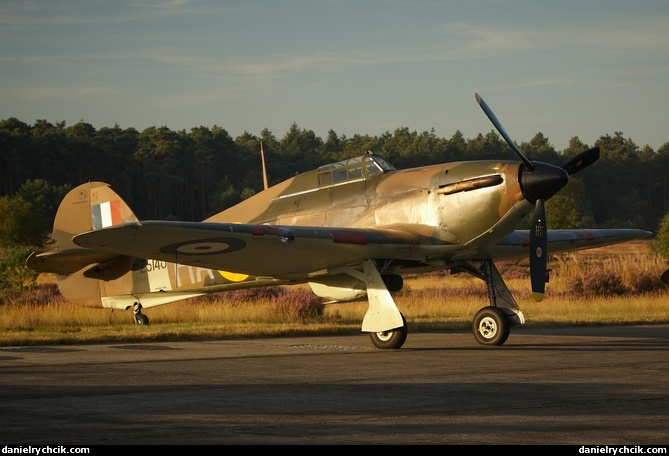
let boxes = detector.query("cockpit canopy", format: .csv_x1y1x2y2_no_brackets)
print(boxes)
317,151,395,187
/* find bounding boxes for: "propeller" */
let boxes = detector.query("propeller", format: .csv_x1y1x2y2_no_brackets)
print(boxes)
475,93,602,301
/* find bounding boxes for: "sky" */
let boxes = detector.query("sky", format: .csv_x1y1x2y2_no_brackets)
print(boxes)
2,0,668,152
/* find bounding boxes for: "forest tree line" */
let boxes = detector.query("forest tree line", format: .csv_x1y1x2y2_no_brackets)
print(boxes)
1,116,669,250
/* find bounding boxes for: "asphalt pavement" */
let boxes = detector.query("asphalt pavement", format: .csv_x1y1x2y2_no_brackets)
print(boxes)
1,325,668,445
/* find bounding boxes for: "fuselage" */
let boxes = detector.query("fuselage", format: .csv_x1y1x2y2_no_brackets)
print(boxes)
208,154,531,250
45,154,537,309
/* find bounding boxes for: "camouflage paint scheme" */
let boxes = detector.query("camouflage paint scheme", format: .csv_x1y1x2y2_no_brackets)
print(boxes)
26,95,651,349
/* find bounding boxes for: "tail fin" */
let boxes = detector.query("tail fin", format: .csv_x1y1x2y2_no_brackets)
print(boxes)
26,182,140,308
27,182,209,311
54,181,138,250
27,182,138,275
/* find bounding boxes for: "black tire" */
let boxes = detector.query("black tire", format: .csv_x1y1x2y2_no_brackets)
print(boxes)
472,307,510,346
369,314,408,349
134,313,149,326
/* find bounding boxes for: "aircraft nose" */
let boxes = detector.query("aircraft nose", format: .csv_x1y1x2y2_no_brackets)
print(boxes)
520,161,569,203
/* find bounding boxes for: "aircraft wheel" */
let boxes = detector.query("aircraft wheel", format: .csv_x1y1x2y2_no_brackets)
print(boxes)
134,313,149,325
369,314,408,349
473,307,509,346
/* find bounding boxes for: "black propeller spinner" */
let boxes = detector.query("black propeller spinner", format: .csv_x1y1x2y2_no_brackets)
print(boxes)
475,93,602,301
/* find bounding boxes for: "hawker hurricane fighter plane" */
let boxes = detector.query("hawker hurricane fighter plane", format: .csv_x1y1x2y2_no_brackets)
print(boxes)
26,93,651,349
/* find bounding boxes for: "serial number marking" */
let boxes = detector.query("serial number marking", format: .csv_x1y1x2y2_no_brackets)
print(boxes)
140,259,168,272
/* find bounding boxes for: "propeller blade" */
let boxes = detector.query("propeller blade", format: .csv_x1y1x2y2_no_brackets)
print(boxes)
474,93,601,302
562,146,603,175
475,93,535,171
530,199,547,302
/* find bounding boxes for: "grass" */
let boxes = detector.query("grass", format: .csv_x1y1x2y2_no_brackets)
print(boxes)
1,241,668,346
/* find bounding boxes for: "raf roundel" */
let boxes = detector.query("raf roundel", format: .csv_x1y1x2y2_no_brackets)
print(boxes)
160,237,246,256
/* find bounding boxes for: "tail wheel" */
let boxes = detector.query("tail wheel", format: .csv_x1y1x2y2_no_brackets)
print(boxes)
134,313,149,325
473,307,510,346
369,314,408,349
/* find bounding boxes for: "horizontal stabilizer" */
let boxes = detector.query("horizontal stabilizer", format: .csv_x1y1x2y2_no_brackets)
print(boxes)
26,249,125,275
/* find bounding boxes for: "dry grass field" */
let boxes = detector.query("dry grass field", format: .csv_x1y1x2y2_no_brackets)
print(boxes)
1,241,667,346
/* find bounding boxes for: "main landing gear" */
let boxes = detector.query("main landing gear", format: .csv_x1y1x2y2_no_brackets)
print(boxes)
369,314,408,349
458,259,524,346
473,306,510,345
361,258,523,350
360,260,408,349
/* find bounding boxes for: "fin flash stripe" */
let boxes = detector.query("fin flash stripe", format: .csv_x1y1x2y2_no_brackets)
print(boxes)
92,200,122,229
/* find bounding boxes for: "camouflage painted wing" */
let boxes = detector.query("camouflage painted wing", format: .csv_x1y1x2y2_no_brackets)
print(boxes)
489,229,651,260
71,221,650,279
71,220,427,279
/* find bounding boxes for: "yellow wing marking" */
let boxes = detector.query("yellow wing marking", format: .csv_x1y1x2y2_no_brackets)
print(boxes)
218,270,250,282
